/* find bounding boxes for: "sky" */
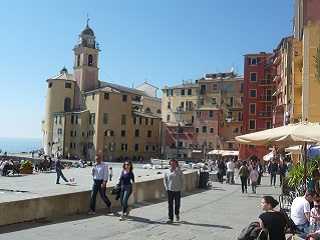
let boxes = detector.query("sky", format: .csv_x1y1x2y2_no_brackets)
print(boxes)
0,0,294,139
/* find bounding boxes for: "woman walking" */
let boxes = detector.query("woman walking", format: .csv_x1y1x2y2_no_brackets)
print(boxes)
163,159,184,223
119,161,135,221
259,196,287,240
238,161,249,194
249,166,259,194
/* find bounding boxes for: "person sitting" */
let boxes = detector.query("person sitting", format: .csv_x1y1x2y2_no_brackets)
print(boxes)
307,198,320,240
259,196,287,240
290,190,315,238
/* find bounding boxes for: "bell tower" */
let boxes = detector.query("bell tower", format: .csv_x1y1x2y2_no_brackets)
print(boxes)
73,20,99,92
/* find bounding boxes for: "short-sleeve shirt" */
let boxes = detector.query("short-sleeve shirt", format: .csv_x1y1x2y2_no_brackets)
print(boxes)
290,197,310,225
259,212,286,240
310,207,320,226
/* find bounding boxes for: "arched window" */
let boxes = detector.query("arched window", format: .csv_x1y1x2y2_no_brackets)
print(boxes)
64,97,71,112
157,109,161,114
145,107,151,113
88,54,93,66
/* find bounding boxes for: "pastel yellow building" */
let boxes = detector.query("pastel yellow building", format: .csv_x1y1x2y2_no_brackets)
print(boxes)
42,24,161,161
291,38,303,122
301,22,320,121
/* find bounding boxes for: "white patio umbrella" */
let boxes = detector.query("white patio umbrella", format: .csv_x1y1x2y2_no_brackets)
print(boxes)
235,122,320,189
235,122,320,147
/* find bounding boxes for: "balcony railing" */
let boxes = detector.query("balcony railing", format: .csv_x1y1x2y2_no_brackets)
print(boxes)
258,111,272,117
259,95,272,102
260,79,273,85
131,100,143,105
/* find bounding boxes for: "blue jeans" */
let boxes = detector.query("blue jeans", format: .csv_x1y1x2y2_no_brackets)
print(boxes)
120,184,132,214
90,180,111,211
56,168,68,184
296,222,310,239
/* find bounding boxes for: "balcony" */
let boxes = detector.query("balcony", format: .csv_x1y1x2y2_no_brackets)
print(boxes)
260,79,273,85
258,111,272,118
131,100,143,106
225,102,243,110
258,95,272,102
273,75,281,83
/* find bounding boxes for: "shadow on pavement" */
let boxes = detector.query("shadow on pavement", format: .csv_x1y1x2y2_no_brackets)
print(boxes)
124,216,233,230
180,221,232,229
0,188,212,234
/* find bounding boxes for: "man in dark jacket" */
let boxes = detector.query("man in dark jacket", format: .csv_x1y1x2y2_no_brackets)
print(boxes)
279,161,287,186
55,157,68,184
268,160,278,186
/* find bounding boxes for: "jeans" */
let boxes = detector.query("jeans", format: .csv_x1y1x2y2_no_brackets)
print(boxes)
257,173,262,185
227,171,234,184
167,190,181,220
280,174,285,186
296,222,310,239
240,176,248,193
270,174,276,186
90,180,111,211
120,184,132,214
56,168,68,184
251,181,257,193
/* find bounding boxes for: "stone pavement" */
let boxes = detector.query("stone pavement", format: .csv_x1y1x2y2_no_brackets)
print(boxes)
0,163,161,203
0,175,280,240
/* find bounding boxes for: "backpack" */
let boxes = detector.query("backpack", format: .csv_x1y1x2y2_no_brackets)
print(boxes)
238,222,269,240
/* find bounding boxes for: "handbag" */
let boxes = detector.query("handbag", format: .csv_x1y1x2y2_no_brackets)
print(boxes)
111,183,121,195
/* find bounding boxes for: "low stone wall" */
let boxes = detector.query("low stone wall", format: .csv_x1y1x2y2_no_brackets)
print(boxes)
0,170,198,226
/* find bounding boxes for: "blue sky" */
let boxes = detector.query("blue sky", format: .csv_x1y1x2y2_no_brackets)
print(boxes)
0,0,293,138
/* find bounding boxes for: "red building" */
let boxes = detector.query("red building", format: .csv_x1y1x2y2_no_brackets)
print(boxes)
240,52,275,160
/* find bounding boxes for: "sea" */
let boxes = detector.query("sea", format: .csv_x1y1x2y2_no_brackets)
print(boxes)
0,138,42,154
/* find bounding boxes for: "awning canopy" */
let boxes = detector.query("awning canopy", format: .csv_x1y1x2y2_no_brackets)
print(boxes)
192,150,202,153
235,122,320,147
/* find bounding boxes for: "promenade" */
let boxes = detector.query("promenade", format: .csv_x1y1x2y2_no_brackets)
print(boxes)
0,163,161,203
0,175,280,240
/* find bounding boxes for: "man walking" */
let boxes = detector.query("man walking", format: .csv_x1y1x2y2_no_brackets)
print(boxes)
268,159,278,186
226,159,235,184
279,161,287,186
238,161,249,193
164,159,184,223
88,153,111,215
55,157,68,184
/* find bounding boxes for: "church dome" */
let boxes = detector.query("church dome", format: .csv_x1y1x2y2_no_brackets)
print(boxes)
81,25,95,36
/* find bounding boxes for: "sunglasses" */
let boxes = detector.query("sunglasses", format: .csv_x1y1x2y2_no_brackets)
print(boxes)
314,205,320,208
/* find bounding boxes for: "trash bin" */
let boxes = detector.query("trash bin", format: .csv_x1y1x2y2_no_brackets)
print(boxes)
199,171,209,188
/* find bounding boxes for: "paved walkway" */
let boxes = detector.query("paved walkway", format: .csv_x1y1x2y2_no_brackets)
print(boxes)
0,175,280,240
0,163,161,203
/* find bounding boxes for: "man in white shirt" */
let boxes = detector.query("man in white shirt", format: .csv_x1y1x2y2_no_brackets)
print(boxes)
226,159,235,184
290,191,315,237
88,153,111,215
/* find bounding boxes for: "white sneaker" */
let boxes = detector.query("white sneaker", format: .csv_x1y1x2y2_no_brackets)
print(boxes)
88,210,96,215
119,214,125,221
